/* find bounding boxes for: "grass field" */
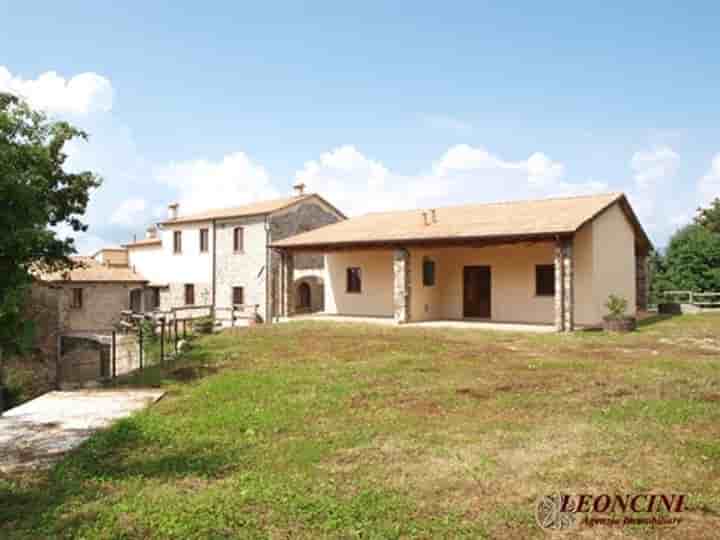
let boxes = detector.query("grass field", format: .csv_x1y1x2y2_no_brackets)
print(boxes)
2,315,720,539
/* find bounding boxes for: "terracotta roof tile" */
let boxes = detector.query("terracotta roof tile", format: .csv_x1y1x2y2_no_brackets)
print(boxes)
34,257,148,283
272,193,649,249
159,194,316,225
122,238,162,248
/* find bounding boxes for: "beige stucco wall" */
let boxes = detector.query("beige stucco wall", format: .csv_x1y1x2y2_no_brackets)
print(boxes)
325,250,394,316
322,202,638,327
424,243,556,323
590,202,637,322
325,243,557,323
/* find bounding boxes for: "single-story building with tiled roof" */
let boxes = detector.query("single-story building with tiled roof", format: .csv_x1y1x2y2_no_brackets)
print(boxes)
271,192,652,331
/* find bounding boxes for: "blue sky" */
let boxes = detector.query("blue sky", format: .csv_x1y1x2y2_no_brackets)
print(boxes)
2,1,719,252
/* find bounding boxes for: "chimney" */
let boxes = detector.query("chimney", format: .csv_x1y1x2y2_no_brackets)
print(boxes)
293,182,306,197
146,225,157,239
168,202,179,220
431,209,437,223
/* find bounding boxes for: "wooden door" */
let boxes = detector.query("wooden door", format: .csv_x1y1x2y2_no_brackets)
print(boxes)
463,266,491,318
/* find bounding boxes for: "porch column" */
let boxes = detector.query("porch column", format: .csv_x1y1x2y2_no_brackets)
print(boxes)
554,242,564,331
554,238,575,332
281,251,295,318
636,253,649,311
562,239,574,332
393,248,411,324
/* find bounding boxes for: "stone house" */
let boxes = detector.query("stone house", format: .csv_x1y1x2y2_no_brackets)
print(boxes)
122,186,345,322
28,252,149,384
272,192,652,331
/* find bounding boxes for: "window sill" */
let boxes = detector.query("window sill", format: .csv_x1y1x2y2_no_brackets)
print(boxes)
345,290,362,294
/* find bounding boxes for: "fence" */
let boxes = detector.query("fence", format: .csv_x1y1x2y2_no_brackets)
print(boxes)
661,290,720,306
58,304,262,387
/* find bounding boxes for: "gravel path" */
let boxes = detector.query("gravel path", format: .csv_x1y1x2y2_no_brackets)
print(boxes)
0,389,164,473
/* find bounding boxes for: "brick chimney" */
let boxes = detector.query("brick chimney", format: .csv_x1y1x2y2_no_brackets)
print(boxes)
146,225,158,239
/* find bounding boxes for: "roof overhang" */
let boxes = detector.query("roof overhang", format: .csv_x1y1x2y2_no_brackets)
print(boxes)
272,232,570,252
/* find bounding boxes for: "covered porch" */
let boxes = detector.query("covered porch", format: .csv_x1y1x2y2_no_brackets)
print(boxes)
276,236,584,332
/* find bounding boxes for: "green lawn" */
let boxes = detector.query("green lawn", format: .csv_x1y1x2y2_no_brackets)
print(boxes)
2,315,720,539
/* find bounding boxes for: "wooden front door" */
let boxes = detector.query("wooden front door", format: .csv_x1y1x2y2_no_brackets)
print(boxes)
463,266,491,318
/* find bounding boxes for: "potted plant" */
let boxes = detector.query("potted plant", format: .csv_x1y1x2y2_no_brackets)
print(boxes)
602,294,637,332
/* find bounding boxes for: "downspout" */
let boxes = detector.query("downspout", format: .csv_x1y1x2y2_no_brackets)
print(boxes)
212,219,217,318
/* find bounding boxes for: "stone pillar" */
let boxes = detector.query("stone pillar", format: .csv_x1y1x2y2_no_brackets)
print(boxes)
393,248,411,324
636,254,649,311
554,242,564,332
562,239,574,332
281,251,294,318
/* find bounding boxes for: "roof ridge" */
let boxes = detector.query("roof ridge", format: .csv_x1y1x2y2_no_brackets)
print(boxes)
360,192,623,217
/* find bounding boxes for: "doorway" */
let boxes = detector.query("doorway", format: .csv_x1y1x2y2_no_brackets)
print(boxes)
463,266,491,318
297,282,311,311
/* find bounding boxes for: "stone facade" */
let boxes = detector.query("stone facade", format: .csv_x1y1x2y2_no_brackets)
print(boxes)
554,244,564,332
215,215,269,320
283,252,295,317
635,254,649,311
554,239,575,332
393,248,411,324
269,200,343,319
562,240,574,332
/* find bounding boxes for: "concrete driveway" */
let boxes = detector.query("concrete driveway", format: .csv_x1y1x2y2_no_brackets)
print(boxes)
0,389,164,474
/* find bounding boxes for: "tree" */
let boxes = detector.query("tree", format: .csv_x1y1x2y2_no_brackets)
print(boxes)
657,224,720,293
695,198,720,234
0,93,101,410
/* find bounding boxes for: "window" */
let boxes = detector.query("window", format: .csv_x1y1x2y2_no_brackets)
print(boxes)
70,288,83,309
173,231,182,253
233,227,244,252
152,287,161,309
199,228,209,253
535,265,555,296
422,258,436,287
232,286,244,306
346,267,362,293
184,284,195,305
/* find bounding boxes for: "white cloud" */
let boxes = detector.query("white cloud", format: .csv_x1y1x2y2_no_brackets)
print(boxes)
297,144,607,217
699,153,720,204
155,151,279,215
0,66,113,115
110,198,147,226
631,146,679,188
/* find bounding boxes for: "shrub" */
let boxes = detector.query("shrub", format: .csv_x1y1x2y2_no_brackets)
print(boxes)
605,294,629,320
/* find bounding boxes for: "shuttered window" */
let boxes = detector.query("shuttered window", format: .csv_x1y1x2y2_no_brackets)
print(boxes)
346,267,362,293
233,227,244,252
200,228,209,252
423,258,436,287
71,288,83,309
232,287,244,306
173,231,182,253
535,265,555,296
185,284,195,305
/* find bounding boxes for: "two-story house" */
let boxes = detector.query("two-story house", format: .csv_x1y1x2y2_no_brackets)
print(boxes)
122,186,345,322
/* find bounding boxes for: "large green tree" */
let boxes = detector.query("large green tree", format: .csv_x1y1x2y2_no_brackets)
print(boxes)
695,197,720,234
658,224,720,293
0,93,101,410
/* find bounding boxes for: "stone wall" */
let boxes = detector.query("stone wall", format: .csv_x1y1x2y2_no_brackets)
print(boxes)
269,199,343,320
58,282,140,331
393,249,411,323
636,254,649,310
